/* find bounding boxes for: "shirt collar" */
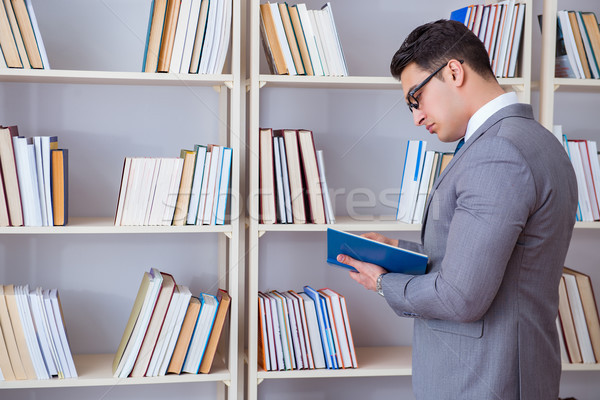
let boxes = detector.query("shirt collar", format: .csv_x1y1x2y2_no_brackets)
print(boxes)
464,91,519,143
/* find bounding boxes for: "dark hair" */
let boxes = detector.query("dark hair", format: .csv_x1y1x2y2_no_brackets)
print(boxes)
390,19,495,81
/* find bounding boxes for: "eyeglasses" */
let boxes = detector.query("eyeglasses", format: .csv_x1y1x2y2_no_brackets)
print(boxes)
406,59,464,113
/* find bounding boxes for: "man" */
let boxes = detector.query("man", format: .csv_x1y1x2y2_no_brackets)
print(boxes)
336,20,578,399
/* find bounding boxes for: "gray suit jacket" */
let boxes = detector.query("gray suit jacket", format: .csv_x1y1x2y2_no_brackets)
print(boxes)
381,104,578,399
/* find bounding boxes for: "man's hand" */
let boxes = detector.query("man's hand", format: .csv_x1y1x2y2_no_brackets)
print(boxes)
362,232,399,247
336,254,387,292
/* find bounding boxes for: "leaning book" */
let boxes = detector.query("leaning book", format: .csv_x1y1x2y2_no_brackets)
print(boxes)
326,228,428,275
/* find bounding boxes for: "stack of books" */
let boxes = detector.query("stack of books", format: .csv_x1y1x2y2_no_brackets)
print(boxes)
259,2,348,76
557,267,600,365
0,0,49,69
0,285,77,381
450,1,526,78
552,10,600,79
114,144,233,226
396,140,453,224
142,0,232,74
258,285,357,371
0,126,68,227
112,268,231,377
556,128,600,222
259,128,334,225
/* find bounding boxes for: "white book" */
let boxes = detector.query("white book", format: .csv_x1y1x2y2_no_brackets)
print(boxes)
186,146,208,224
270,3,297,76
33,288,63,377
162,157,184,225
42,289,72,378
13,137,42,226
396,140,427,223
338,294,357,368
282,293,305,369
182,293,218,373
147,158,170,226
285,292,310,369
25,0,49,69
114,157,132,226
47,289,77,378
196,150,213,224
577,141,600,220
212,0,232,74
114,269,162,378
215,146,232,225
265,293,285,370
33,137,48,226
143,158,162,225
157,287,193,376
494,0,515,77
121,157,142,226
587,141,600,217
16,285,49,379
308,10,330,76
288,292,315,369
507,3,525,78
278,137,293,223
257,293,272,371
567,141,594,221
28,289,58,377
556,317,570,363
319,289,351,369
258,292,278,370
169,0,194,73
563,273,596,363
179,0,203,73
40,136,55,225
198,0,219,74
558,10,584,79
205,0,226,74
412,150,435,224
266,292,293,370
478,5,490,43
321,3,347,76
295,4,324,76
188,0,211,73
316,150,335,224
202,145,222,225
273,138,287,223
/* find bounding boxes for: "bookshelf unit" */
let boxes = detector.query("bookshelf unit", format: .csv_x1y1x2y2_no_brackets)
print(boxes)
0,1,243,400
539,1,600,397
247,1,532,399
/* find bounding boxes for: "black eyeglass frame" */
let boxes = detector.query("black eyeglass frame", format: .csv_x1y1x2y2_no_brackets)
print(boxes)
406,59,464,113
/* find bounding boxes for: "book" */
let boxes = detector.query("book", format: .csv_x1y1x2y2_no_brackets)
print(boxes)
258,291,280,370
303,285,335,369
327,228,428,275
10,0,43,69
167,295,201,374
316,150,335,224
157,0,182,72
188,0,209,73
396,140,426,224
14,285,48,379
143,0,169,72
186,145,208,224
288,4,313,75
46,289,77,378
51,149,68,226
273,135,287,223
297,292,326,369
182,292,219,373
259,2,288,74
173,149,197,226
575,11,599,79
563,267,600,362
558,275,582,363
199,288,230,373
0,285,25,379
318,288,351,368
0,304,16,380
3,0,30,69
287,291,313,368
275,129,306,223
580,12,600,78
13,136,42,226
568,10,592,79
278,2,305,75
294,3,324,76
297,129,326,224
178,0,203,73
0,0,22,68
168,0,194,73
563,271,595,363
130,272,177,377
3,284,36,379
257,293,271,370
0,126,23,226
214,146,232,225
281,292,305,369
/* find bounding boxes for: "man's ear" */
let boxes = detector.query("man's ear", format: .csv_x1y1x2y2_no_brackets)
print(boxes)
447,59,465,86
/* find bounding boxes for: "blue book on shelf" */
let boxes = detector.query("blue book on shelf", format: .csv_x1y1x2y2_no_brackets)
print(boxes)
327,228,428,275
449,6,471,25
303,285,335,369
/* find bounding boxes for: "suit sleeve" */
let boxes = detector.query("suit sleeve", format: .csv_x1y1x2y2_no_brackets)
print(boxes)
382,137,536,322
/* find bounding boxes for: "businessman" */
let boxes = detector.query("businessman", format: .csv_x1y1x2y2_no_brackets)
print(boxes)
336,20,578,399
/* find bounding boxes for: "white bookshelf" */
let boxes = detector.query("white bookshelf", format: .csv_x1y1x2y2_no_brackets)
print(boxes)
247,1,533,399
0,1,243,399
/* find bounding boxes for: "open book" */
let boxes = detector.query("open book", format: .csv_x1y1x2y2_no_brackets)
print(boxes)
326,228,428,275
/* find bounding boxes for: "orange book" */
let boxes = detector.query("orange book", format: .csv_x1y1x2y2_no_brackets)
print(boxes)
199,289,231,373
167,296,201,374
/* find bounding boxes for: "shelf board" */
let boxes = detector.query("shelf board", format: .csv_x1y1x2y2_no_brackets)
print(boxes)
561,362,600,371
256,346,412,380
574,221,600,229
553,78,600,91
258,216,421,233
0,353,230,389
0,217,233,234
0,69,234,87
258,75,527,91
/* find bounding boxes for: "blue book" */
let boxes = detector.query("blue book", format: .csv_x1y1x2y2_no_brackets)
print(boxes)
327,228,428,275
449,6,471,25
303,285,335,369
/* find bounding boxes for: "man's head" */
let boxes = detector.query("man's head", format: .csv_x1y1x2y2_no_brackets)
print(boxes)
390,19,503,142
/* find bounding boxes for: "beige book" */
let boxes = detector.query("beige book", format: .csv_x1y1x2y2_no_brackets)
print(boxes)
3,284,36,379
0,286,17,380
2,0,30,68
172,150,197,226
199,289,230,373
167,296,200,374
10,0,43,68
112,272,151,374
